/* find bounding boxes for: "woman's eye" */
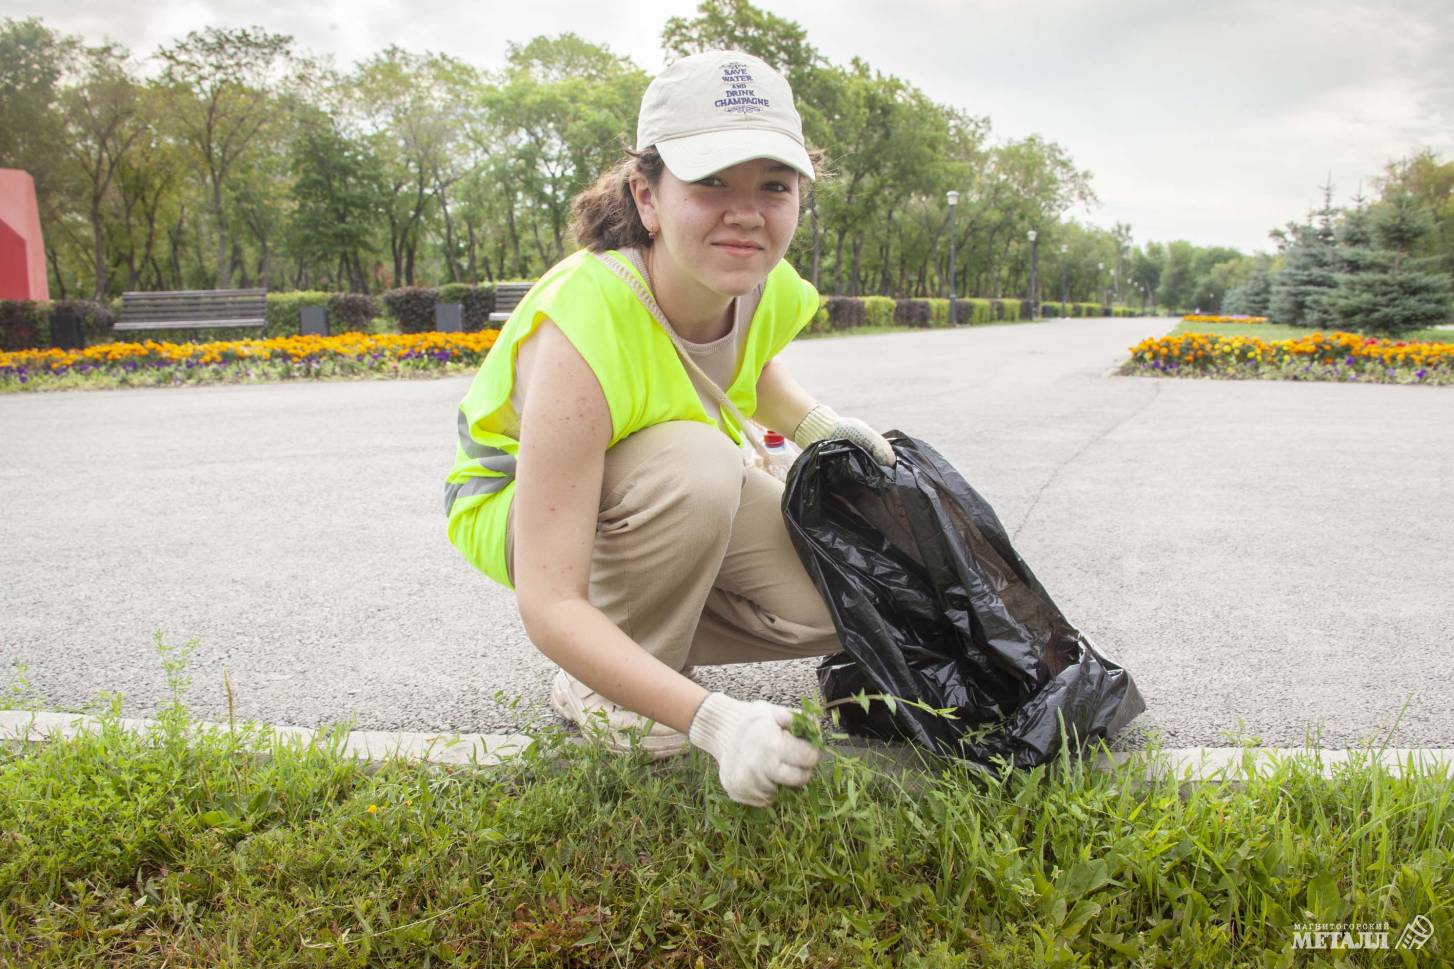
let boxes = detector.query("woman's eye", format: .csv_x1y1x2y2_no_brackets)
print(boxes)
765,182,790,193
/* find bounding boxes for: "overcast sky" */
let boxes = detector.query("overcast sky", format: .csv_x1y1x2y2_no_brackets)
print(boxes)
7,0,1450,255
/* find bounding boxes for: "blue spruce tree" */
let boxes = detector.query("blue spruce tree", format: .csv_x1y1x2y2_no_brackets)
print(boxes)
1322,190,1453,337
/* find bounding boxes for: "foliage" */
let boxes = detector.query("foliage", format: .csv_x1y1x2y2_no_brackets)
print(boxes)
383,286,440,333
12,8,1451,322
0,300,45,351
263,291,331,337
47,299,114,344
437,283,496,330
1,641,1451,966
327,293,379,331
861,296,895,327
1267,182,1341,327
1318,192,1454,336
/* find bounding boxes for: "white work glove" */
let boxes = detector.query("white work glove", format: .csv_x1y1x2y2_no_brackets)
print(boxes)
687,692,822,807
792,403,896,467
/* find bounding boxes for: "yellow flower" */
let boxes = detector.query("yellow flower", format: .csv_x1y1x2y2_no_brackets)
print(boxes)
367,803,378,814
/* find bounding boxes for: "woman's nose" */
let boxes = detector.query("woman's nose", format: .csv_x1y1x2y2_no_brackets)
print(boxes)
723,202,765,228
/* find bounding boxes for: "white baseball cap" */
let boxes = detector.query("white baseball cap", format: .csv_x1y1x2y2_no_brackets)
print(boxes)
637,50,815,183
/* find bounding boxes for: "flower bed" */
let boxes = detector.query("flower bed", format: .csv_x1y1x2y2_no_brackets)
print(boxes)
1182,314,1267,324
1123,331,1453,384
0,330,500,391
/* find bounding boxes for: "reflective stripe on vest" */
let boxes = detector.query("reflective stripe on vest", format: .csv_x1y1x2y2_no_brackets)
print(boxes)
444,409,517,517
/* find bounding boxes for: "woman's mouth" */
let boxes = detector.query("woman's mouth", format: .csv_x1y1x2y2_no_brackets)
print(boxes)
714,243,761,257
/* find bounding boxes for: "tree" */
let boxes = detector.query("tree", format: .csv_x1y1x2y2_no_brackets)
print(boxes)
479,35,645,272
58,41,145,298
1374,148,1454,280
1,18,82,293
287,111,387,290
1268,177,1340,326
155,26,297,288
1223,259,1273,315
1156,241,1197,311
1321,190,1453,336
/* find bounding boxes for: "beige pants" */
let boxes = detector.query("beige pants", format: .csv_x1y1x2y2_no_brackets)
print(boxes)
506,419,844,669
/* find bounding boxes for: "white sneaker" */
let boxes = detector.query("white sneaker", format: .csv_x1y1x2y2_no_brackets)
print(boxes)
549,667,690,760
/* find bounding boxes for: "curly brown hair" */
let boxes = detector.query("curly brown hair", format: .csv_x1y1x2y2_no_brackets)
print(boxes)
569,142,831,252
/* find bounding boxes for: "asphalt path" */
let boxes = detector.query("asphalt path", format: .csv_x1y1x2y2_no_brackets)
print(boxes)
3,317,1451,751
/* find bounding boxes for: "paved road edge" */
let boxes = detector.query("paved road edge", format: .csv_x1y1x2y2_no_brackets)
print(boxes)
4,708,1451,781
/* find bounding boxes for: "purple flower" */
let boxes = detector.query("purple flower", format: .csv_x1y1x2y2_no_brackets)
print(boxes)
1416,369,1427,379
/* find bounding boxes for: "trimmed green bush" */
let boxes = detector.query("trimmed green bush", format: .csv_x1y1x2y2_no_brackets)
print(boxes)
54,299,115,344
438,283,496,331
806,295,831,334
964,298,993,325
328,293,378,332
893,299,931,328
264,292,331,338
0,301,44,351
383,286,439,334
862,295,896,327
825,296,865,330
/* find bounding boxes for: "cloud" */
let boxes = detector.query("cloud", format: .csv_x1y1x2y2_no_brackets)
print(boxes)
7,0,1450,253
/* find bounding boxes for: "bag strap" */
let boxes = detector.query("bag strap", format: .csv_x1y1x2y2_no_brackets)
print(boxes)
593,250,772,463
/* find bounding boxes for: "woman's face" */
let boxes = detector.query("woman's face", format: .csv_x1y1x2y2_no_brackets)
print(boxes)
632,157,802,298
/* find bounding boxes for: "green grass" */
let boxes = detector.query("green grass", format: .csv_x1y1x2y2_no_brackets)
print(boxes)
3,639,1450,966
1170,321,1454,344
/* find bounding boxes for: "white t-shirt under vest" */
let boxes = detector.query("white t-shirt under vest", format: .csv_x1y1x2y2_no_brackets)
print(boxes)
504,245,766,437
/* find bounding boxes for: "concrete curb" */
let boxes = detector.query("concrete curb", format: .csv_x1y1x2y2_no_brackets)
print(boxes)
5,709,1452,782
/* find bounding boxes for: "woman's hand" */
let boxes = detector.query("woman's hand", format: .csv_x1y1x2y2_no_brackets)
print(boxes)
688,692,822,806
791,403,896,467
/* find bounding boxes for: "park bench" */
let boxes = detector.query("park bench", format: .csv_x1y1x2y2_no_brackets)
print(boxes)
488,283,533,326
115,289,267,334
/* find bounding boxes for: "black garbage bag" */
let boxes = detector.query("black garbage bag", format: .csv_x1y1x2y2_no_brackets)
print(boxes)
781,432,1145,771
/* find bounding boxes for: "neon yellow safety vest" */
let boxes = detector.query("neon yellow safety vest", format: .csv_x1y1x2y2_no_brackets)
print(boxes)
444,247,822,591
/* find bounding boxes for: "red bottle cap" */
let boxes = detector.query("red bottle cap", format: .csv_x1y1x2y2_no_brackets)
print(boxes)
763,430,786,447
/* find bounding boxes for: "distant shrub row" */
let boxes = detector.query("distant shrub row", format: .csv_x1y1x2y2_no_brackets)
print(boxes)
0,285,522,350
2,287,1143,351
805,296,1142,332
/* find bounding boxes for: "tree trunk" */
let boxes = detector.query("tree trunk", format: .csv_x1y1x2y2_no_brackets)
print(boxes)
809,194,821,289
849,233,864,297
438,189,461,283
504,201,523,279
256,239,270,289
877,208,895,296
231,240,247,289
211,181,230,289
466,222,479,284
831,227,847,295
45,245,67,299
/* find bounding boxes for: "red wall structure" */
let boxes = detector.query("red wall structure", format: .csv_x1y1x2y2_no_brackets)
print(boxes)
0,169,49,301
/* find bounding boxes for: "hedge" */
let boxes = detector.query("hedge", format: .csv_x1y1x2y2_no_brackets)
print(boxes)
1,286,1150,352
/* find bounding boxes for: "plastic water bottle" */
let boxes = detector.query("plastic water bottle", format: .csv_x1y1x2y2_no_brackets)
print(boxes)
762,430,791,482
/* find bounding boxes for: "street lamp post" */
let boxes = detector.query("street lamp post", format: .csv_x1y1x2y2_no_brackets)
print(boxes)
1059,243,1068,315
1097,262,1105,314
1110,268,1117,311
946,190,959,326
1027,229,1038,320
